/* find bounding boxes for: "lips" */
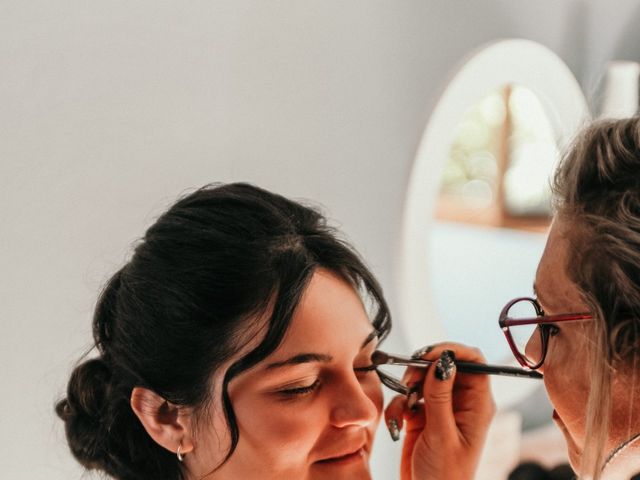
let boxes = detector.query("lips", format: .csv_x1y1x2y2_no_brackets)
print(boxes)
315,444,366,464
315,448,364,465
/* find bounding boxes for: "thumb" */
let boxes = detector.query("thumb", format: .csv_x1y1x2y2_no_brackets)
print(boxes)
421,349,458,439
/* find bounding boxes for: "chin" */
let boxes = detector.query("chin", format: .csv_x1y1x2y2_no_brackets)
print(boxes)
553,414,582,473
559,429,583,474
566,448,581,473
309,466,371,480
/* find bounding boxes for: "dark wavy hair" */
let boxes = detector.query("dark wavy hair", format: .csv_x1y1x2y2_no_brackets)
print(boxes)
56,182,391,480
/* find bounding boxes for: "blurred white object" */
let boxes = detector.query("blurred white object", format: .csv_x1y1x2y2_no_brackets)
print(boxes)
475,410,523,480
601,61,640,118
518,422,570,469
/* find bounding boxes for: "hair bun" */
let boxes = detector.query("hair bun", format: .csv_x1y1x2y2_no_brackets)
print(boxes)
56,358,113,468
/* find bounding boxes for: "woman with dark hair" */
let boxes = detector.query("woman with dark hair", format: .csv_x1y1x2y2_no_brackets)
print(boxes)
56,182,494,479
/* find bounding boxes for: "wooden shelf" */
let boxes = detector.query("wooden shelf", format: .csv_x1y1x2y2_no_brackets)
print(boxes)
434,195,551,233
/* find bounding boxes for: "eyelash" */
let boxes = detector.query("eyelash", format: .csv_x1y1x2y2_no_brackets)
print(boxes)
538,324,560,336
547,325,560,336
279,379,321,397
278,365,378,397
354,364,377,373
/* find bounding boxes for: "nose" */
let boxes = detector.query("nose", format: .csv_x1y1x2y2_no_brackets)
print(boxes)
524,329,544,372
329,373,380,428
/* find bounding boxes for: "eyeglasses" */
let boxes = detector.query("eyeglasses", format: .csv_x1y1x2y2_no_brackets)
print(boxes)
499,296,592,370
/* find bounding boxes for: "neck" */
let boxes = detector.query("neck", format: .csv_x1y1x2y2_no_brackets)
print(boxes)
602,432,640,480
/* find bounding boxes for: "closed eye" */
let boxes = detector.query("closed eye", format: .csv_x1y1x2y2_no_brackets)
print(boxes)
278,365,377,398
354,365,377,373
278,379,320,397
354,364,378,380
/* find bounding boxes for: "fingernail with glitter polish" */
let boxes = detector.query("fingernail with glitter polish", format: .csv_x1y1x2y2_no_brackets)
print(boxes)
435,350,456,381
406,391,419,411
412,345,435,359
388,418,400,441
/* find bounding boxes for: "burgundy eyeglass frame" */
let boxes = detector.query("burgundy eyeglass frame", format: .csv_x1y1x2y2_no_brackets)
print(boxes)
499,296,593,370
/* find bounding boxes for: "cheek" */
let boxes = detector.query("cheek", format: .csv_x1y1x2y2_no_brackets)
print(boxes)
187,402,237,473
236,375,384,452
363,375,384,419
194,398,326,477
237,376,384,443
213,373,384,474
544,345,589,442
235,396,324,453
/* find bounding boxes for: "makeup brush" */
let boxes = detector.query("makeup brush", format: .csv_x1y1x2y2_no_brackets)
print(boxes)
372,351,543,379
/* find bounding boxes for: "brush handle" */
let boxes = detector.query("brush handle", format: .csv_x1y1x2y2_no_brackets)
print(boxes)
456,362,543,379
376,353,542,379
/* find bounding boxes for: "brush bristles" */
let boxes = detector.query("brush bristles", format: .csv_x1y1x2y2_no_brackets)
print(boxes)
371,350,390,365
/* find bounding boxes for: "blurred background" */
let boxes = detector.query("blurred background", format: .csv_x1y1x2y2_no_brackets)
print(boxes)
2,1,640,478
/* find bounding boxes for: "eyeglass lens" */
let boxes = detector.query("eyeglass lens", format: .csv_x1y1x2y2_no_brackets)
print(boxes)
507,298,544,367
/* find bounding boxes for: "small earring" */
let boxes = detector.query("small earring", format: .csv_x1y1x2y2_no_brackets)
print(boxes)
177,444,184,462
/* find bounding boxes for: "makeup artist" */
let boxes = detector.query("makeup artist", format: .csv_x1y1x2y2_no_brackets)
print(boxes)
526,117,640,479
56,182,494,480
388,118,640,480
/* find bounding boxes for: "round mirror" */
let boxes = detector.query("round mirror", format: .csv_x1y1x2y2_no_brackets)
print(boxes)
431,83,557,367
397,39,589,409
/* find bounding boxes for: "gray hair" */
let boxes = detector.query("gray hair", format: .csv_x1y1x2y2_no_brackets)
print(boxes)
552,117,640,478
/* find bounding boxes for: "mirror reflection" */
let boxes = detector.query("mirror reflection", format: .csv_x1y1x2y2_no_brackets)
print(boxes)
428,84,558,367
435,84,558,229
427,84,568,474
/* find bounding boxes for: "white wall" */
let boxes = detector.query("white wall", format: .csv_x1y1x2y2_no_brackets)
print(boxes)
2,1,640,478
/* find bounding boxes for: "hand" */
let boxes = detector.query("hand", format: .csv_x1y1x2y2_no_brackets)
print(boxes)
384,343,496,480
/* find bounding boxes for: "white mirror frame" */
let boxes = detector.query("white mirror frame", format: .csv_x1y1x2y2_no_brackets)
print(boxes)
397,39,590,355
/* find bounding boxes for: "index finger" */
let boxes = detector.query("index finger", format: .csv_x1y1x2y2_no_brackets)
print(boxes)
402,341,488,387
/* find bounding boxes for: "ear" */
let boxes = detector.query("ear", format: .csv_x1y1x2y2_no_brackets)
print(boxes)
130,387,195,456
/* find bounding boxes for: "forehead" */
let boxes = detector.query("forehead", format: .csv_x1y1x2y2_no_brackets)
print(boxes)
537,220,568,279
231,268,373,366
536,219,585,311
275,268,372,354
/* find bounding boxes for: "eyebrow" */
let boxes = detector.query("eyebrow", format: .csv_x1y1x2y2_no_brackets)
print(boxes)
361,328,379,348
264,328,379,370
533,282,549,310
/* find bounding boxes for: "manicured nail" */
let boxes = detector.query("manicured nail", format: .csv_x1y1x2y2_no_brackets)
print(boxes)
406,391,419,411
406,382,422,413
412,345,435,359
435,350,456,381
388,418,400,441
